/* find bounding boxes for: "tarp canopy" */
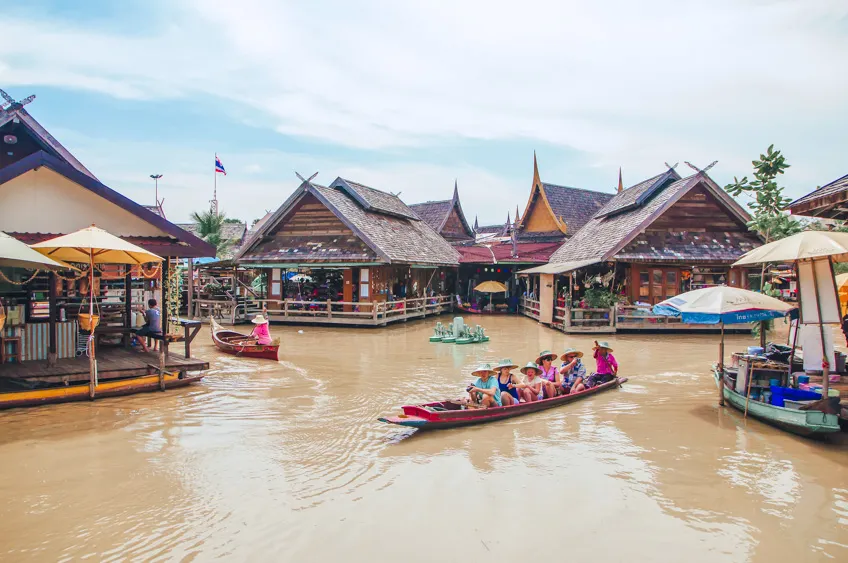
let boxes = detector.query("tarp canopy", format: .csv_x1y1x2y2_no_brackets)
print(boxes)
518,259,600,275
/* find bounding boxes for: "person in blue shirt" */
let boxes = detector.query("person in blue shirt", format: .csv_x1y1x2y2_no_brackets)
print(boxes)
557,348,587,394
132,299,162,353
465,363,501,408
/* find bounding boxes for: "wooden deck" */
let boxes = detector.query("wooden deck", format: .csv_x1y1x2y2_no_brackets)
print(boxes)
0,348,210,385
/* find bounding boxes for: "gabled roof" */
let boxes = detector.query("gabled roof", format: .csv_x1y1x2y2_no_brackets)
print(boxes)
0,150,216,258
594,169,681,218
518,154,613,238
0,108,97,180
549,171,752,263
236,178,460,266
330,177,419,220
787,173,848,219
408,181,474,240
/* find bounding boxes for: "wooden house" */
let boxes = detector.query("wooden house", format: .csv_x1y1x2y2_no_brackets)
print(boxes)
0,101,213,384
408,182,475,242
235,177,459,325
521,169,761,332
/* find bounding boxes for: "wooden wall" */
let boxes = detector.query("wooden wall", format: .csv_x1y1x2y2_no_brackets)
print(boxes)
522,191,560,233
441,207,471,240
646,186,748,233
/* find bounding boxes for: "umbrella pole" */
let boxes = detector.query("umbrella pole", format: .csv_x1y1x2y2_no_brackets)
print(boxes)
811,258,830,397
718,322,725,406
788,317,799,386
88,252,96,400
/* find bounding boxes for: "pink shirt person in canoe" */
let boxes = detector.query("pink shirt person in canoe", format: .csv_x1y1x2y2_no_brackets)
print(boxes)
250,314,273,345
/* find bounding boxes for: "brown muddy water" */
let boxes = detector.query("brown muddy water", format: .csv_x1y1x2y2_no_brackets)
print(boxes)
0,316,845,562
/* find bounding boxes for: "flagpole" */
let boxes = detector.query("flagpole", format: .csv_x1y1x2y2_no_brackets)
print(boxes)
213,152,217,216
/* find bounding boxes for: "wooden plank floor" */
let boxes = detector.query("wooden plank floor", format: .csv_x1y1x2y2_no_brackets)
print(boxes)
0,347,210,384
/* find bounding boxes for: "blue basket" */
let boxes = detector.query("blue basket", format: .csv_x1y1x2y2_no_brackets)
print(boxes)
770,385,821,407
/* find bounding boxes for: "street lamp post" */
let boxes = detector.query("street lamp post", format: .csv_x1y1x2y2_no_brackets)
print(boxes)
150,174,163,205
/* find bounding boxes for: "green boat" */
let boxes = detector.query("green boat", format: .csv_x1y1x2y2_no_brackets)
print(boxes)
713,367,840,437
429,336,443,342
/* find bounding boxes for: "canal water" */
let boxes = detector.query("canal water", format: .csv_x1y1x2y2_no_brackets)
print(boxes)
0,316,845,562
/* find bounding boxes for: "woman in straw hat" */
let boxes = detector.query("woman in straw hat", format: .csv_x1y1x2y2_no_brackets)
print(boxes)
249,313,273,345
493,359,520,406
557,348,587,394
465,364,502,408
587,340,617,388
516,362,545,402
535,350,559,398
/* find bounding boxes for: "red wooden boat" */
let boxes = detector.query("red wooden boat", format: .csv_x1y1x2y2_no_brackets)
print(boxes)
210,317,280,360
379,376,627,429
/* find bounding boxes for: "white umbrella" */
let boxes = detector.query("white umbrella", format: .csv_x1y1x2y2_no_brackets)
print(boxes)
654,285,794,412
32,225,162,399
0,232,73,270
289,274,313,283
733,230,846,397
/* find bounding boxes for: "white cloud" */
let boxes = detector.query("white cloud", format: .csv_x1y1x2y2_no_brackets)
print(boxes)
1,0,847,218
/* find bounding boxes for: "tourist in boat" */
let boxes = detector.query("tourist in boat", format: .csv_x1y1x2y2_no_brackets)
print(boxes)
132,298,161,353
586,341,617,388
558,348,586,394
493,359,520,406
250,314,273,345
536,350,559,398
466,364,501,408
517,362,545,402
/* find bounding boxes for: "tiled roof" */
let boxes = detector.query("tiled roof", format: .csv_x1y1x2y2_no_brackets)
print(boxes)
237,180,460,266
331,178,419,220
175,222,246,243
409,200,452,231
550,172,750,263
615,231,760,262
457,242,561,264
787,173,848,216
541,183,614,233
594,170,679,218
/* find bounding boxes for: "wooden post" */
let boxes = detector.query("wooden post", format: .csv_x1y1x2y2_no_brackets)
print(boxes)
759,320,766,349
284,299,289,318
718,322,725,406
373,301,378,323
327,299,332,319
159,258,170,391
187,258,194,320
124,266,132,347
48,271,57,367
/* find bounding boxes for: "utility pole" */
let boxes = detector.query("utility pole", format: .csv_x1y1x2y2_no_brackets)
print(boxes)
150,174,163,206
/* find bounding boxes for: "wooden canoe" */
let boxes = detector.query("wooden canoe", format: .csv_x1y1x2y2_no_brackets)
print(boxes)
456,304,510,315
0,371,204,410
713,367,840,437
379,376,627,430
210,317,280,360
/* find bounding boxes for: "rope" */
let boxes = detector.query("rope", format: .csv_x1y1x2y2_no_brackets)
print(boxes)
0,269,42,285
56,268,90,281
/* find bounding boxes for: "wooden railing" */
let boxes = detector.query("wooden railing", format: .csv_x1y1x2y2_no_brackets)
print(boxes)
203,295,456,326
519,296,540,320
559,306,616,332
615,304,682,327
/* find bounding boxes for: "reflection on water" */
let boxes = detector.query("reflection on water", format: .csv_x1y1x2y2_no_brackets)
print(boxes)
0,317,845,562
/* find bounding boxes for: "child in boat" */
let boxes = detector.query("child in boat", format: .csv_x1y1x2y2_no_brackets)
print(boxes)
250,314,273,345
536,350,559,398
466,364,501,408
587,341,617,388
517,362,545,402
132,298,161,353
493,359,520,406
558,348,587,394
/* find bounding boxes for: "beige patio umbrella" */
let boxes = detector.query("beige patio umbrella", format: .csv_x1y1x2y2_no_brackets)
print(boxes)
474,280,508,293
32,225,162,399
1,232,76,331
734,230,848,396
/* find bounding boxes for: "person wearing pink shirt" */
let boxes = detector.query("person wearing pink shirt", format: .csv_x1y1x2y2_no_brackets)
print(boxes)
250,314,273,345
587,341,618,388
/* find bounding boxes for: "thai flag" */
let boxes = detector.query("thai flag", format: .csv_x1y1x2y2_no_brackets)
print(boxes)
215,155,227,175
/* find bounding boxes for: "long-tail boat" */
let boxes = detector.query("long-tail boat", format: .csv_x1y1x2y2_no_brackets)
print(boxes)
379,376,627,430
0,371,203,410
210,317,280,360
713,367,840,437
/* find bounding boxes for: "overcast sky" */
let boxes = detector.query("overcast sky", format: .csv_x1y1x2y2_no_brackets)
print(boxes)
2,0,847,225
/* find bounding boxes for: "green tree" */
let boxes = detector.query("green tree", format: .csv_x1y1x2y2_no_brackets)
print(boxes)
191,209,232,257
